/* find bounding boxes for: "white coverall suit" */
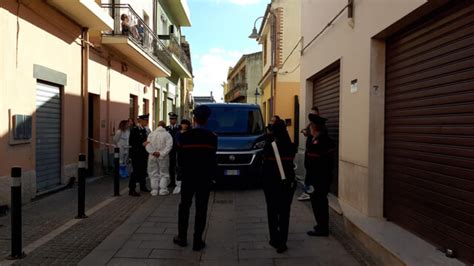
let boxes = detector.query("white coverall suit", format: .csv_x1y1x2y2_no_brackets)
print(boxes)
146,126,173,196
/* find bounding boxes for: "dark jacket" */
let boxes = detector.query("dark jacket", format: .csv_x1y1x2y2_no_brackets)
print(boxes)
305,133,335,186
263,139,297,184
166,124,181,150
129,125,148,158
177,127,218,183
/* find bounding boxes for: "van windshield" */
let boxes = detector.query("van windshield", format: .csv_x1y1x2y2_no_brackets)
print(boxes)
205,107,264,135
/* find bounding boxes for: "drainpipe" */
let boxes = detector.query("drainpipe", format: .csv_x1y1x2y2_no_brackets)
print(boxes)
80,28,89,154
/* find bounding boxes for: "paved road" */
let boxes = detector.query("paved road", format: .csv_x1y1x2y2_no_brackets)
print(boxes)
80,190,363,266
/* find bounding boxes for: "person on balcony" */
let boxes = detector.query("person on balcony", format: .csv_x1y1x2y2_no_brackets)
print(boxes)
121,13,139,40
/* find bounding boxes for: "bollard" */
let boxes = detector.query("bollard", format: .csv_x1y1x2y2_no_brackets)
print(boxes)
76,154,88,219
7,167,26,260
114,147,120,196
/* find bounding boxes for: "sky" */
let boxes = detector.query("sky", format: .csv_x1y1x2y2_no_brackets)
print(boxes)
182,0,268,102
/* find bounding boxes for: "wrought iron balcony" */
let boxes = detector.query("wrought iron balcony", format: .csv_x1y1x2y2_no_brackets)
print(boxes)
168,36,193,74
158,34,193,77
101,4,172,77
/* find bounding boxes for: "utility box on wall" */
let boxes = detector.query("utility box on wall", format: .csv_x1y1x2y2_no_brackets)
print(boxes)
12,114,32,140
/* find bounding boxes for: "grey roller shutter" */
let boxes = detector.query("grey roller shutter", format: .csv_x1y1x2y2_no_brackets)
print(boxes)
36,82,62,191
312,64,340,195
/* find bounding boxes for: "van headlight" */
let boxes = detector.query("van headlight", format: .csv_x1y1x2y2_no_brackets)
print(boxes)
253,140,265,149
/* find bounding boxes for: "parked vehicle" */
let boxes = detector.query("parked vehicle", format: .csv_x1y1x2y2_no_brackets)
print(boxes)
203,103,265,186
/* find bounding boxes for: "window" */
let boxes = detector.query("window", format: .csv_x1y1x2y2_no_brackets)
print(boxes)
206,107,264,135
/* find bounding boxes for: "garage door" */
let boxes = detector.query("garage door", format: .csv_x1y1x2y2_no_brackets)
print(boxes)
36,82,62,192
384,2,474,263
312,63,340,195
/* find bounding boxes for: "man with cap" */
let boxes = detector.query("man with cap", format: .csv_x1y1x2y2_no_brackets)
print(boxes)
305,114,335,236
298,106,322,201
128,114,151,196
166,112,180,188
173,105,217,251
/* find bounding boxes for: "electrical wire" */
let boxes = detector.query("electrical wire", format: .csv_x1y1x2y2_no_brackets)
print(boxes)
301,3,350,53
280,37,302,70
279,64,300,75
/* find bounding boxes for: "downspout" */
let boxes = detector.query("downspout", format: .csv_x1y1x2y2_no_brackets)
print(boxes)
80,28,89,154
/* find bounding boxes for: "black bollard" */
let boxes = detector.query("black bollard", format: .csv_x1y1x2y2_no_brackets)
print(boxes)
76,154,87,219
114,147,120,196
8,167,26,260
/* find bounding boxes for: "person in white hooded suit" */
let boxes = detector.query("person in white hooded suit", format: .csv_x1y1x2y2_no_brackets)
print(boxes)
146,121,174,196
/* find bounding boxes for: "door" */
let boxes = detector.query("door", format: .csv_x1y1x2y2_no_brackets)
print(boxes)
36,82,61,191
129,94,138,119
88,94,100,176
384,2,474,263
312,63,340,196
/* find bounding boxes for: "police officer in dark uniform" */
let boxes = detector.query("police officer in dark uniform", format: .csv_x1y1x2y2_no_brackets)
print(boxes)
166,112,180,188
173,105,217,251
262,119,297,253
305,115,335,236
128,114,151,196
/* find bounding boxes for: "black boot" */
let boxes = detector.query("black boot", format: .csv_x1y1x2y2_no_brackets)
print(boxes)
193,239,206,251
276,244,288,253
173,235,187,247
307,227,329,237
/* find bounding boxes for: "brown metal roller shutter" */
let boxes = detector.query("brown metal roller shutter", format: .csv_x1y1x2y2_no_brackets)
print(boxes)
312,63,340,195
384,2,474,263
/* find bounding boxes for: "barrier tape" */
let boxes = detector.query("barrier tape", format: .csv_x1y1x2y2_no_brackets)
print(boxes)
87,138,118,148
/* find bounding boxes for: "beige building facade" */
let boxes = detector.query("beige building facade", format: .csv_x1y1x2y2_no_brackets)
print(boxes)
0,0,192,206
225,52,262,105
257,0,301,141
300,0,473,264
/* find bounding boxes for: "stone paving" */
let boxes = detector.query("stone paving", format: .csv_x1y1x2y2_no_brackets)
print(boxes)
80,189,365,266
0,176,128,260
12,192,150,265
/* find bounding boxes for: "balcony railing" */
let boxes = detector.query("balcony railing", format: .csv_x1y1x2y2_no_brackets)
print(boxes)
101,4,172,70
168,36,193,74
225,83,248,102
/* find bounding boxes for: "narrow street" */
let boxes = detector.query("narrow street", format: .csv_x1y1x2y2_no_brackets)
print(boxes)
0,178,373,266
81,189,362,265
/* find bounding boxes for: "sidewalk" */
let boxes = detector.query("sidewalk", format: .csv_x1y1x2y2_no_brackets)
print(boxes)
0,176,129,262
80,190,363,266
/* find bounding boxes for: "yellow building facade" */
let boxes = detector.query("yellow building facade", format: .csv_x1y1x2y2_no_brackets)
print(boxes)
257,0,301,141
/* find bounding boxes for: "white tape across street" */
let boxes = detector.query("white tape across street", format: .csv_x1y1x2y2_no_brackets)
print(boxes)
87,138,117,148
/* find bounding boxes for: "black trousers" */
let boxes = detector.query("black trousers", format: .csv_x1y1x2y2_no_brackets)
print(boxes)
263,181,295,246
178,180,211,241
310,177,331,231
169,150,177,186
129,153,148,190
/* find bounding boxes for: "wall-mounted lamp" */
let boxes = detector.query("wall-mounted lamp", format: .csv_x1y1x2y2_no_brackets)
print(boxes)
249,16,264,39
